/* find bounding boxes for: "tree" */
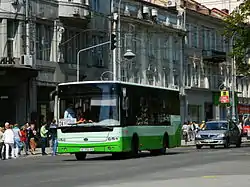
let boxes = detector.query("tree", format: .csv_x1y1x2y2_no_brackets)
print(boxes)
224,0,250,75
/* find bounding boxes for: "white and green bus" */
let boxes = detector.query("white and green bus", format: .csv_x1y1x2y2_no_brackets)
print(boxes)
54,81,181,160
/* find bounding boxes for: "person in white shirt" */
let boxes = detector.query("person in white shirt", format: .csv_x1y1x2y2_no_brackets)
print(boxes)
0,127,4,159
64,104,76,119
3,122,15,159
182,122,189,144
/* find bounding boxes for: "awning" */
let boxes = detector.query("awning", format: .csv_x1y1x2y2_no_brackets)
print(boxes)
0,65,38,86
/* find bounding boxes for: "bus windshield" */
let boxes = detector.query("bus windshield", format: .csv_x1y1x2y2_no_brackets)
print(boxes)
58,83,119,126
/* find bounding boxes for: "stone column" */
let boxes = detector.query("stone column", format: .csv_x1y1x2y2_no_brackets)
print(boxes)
169,35,173,86
157,36,162,86
213,105,220,120
29,78,37,123
13,21,23,57
141,30,147,84
0,19,7,57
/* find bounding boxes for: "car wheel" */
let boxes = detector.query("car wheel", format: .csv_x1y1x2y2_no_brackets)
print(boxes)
196,145,202,149
224,138,230,148
236,137,242,148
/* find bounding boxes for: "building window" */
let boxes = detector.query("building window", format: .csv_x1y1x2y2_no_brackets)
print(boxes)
185,24,190,47
7,20,18,57
188,105,201,122
191,25,198,48
211,29,216,50
36,23,53,61
91,0,100,12
202,27,211,50
91,35,105,67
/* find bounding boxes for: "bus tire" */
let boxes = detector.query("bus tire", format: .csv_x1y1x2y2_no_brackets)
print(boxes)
150,133,168,156
75,153,87,160
131,135,139,158
160,133,169,155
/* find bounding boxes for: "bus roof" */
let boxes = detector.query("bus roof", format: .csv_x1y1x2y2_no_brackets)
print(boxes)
58,81,179,92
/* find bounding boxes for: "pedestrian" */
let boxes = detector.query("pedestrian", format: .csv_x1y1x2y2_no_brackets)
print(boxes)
29,124,37,155
3,122,15,159
0,127,4,159
182,122,189,144
49,120,58,156
12,124,22,158
40,123,48,155
20,125,29,155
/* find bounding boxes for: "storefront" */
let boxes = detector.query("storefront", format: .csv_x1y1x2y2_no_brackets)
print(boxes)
0,66,38,125
186,89,213,123
238,104,250,115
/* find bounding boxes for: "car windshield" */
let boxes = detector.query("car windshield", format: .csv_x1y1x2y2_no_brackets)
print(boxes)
58,83,119,127
204,122,228,130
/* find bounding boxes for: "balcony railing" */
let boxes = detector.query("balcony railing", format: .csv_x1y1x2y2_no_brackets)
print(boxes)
202,50,227,63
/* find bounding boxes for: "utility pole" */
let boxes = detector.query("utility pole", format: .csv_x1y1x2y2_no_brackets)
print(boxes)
25,0,30,55
111,0,117,81
117,0,122,81
231,34,236,121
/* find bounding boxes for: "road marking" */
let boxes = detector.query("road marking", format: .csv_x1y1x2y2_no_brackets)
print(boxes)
202,176,218,179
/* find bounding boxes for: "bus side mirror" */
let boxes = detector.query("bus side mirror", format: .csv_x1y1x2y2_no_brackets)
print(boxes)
50,90,58,101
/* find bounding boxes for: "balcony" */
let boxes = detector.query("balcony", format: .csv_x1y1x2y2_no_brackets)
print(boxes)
202,50,226,63
58,0,90,27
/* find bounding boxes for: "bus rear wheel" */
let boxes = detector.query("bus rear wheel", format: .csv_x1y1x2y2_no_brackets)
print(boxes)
150,134,168,156
75,153,87,160
130,135,139,158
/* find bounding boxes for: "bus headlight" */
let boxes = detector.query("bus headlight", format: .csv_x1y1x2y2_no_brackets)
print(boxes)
107,137,119,141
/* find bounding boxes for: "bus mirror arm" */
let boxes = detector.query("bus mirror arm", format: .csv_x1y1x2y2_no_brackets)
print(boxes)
50,90,58,101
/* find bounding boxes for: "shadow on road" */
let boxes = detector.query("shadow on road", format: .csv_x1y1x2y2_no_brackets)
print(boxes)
62,151,184,162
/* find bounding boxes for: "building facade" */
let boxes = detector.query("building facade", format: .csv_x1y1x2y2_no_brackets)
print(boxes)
0,0,110,126
195,0,244,13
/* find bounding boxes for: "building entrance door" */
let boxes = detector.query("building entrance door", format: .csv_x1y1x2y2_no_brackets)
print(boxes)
0,87,16,125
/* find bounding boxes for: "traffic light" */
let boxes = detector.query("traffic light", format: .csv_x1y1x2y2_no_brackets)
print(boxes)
110,34,117,50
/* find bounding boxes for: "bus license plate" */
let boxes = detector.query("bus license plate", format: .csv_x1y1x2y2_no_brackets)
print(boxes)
80,148,94,152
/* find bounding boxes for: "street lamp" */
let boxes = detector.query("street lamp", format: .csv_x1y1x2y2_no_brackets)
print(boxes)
230,33,237,121
123,49,135,60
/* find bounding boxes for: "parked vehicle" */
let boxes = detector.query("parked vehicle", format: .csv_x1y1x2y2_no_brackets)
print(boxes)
195,120,241,149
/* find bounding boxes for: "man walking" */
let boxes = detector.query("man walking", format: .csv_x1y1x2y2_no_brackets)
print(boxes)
49,120,58,156
40,123,48,155
3,122,15,159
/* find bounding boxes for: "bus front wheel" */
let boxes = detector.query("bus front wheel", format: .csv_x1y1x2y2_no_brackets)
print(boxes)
75,152,87,160
131,135,139,158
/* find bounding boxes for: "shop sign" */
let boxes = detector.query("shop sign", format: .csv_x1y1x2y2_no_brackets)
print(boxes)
238,104,250,114
220,91,229,103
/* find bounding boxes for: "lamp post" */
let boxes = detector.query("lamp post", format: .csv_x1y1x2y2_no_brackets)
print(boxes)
230,33,237,121
117,0,122,81
76,41,110,82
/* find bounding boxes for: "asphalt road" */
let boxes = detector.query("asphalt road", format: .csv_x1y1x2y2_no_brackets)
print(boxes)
1,145,250,187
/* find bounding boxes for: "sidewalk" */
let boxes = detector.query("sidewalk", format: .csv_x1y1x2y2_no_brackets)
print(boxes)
181,140,195,147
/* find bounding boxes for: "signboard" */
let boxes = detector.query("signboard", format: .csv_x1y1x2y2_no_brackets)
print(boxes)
238,104,250,114
59,118,77,127
220,91,229,103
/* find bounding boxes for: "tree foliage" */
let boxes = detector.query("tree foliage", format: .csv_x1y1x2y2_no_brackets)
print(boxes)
224,0,250,75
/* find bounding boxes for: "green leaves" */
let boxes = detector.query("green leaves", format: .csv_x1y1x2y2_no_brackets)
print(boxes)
224,0,250,75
